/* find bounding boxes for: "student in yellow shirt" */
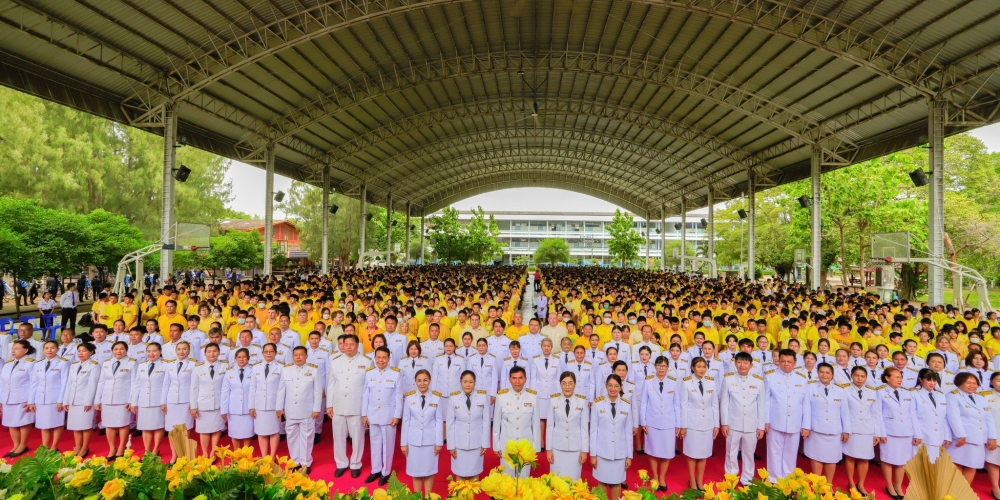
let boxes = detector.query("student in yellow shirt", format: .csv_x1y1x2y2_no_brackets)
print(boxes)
121,294,140,329
594,310,615,344
140,292,159,323
291,309,316,345
157,300,185,334
101,293,124,327
504,313,530,341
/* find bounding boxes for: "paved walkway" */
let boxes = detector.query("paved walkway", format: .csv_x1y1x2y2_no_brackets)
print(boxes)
520,272,537,320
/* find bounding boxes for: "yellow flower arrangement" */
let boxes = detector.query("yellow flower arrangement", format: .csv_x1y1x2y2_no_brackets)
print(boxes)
447,478,482,499
100,478,126,500
66,468,95,488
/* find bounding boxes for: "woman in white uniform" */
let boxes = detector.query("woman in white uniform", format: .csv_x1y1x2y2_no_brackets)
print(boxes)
190,342,227,457
95,341,135,459
590,374,634,500
946,371,998,486
448,370,491,480
843,365,883,495
61,343,100,457
57,329,80,359
0,340,35,457
544,370,589,481
878,367,920,500
397,340,430,396
161,340,193,463
130,342,166,455
960,351,990,390
983,371,1000,500
221,347,254,450
28,340,69,450
911,368,951,464
804,363,850,483
249,343,283,459
680,357,719,490
400,369,443,497
639,356,680,492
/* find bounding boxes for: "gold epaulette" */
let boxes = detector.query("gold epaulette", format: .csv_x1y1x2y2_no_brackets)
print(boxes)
497,389,509,395
550,393,561,399
667,375,677,381
307,363,317,368
723,372,734,377
451,391,462,397
796,372,807,378
951,389,960,395
836,383,850,388
874,385,886,391
683,376,692,381
525,388,537,395
477,390,487,395
432,391,442,397
705,376,714,381
807,379,817,384
404,390,416,397
583,360,592,365
533,355,541,358
979,391,992,397
646,375,654,380
575,394,586,399
620,397,630,404
752,374,764,380
764,369,775,375
504,357,511,361
196,362,205,367
390,366,400,372
366,366,375,371
594,396,606,403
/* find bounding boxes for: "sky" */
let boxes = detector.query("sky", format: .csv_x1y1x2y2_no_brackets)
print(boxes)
225,122,1000,218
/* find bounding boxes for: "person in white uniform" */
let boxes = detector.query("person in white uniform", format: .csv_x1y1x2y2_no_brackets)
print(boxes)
189,343,227,457
912,368,951,465
326,334,371,478
221,347,254,450
1,340,35,457
161,341,193,463
465,338,497,402
531,338,560,449
878,366,920,500
492,365,541,478
276,346,324,474
563,346,595,402
680,357,719,490
29,340,69,451
719,352,765,487
361,346,403,486
843,365,884,495
804,363,851,483
400,368,443,496
765,349,811,483
640,356,681,492
95,341,135,459
61,342,100,457
983,371,1000,500
398,340,431,396
545,371,589,481
431,338,463,439
129,342,166,456
249,342,283,459
447,370,492,480
947,371,998,487
590,373,634,500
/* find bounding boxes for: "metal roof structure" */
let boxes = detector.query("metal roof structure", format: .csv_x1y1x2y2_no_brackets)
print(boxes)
2,0,999,217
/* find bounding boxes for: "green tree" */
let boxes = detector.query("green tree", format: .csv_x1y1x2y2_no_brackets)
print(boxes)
280,181,360,265
606,209,644,266
465,207,503,264
427,207,470,263
83,209,149,279
208,229,264,271
534,239,571,265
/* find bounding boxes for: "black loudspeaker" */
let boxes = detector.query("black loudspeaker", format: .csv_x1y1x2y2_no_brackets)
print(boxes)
909,169,929,187
737,209,747,219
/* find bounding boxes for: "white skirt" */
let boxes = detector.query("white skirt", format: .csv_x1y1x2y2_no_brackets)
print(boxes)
925,444,942,464
645,426,676,459
880,435,915,466
550,449,583,481
227,414,254,439
843,433,874,460
67,405,95,431
451,448,485,477
538,397,550,420
35,403,64,429
948,441,985,468
804,432,842,463
195,409,225,434
101,404,130,428
406,444,439,477
165,403,192,429
592,456,626,485
2,403,33,427
683,428,713,459
137,406,165,430
254,410,280,436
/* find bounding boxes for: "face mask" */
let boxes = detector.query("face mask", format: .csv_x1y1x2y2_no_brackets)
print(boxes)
948,313,955,318
603,305,609,309
322,313,330,320
982,327,989,332
627,319,636,325
970,337,981,344
874,330,882,336
603,318,612,325
147,301,154,307
704,320,712,327
213,312,220,317
238,318,246,324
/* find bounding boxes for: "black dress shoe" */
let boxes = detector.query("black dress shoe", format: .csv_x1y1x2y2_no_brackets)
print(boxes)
313,435,321,445
10,448,29,458
279,434,286,441
305,466,311,475
364,472,381,484
99,428,107,436
351,468,362,478
1,452,12,458
334,468,347,478
869,458,881,466
657,486,667,493
620,483,628,489
636,450,645,455
378,475,389,486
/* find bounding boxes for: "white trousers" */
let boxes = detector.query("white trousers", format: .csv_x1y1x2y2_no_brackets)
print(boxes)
766,429,800,482
285,418,315,466
314,396,325,434
369,423,397,476
333,414,364,469
725,430,758,485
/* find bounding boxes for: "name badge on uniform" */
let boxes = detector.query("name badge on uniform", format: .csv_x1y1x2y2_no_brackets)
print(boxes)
305,371,312,377
357,365,366,369
429,404,437,408
524,403,532,407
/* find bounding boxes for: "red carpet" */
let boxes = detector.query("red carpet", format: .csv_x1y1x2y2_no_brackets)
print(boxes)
5,423,995,498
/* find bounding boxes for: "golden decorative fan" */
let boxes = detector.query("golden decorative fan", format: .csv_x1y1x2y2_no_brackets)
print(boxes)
902,445,979,500
167,424,199,460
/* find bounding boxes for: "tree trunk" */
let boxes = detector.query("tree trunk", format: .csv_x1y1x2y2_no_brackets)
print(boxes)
837,221,848,284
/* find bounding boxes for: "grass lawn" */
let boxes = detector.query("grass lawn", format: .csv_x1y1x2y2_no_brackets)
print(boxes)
915,288,1000,309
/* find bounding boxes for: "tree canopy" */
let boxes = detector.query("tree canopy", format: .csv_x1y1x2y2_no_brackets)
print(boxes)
534,238,571,266
606,209,644,266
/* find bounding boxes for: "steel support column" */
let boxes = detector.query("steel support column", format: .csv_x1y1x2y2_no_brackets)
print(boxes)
644,211,651,270
680,195,687,272
263,144,275,276
419,214,425,263
321,167,330,274
404,202,411,265
159,103,176,284
928,99,946,306
748,171,756,281
810,147,822,290
707,190,715,267
660,206,666,271
386,193,393,265
359,185,367,267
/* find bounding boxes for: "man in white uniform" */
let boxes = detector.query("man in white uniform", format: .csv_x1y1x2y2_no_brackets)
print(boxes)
493,365,541,477
276,346,323,474
720,352,766,486
764,349,811,482
326,334,372,478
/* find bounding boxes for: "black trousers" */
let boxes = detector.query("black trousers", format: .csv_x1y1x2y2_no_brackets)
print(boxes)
61,307,77,332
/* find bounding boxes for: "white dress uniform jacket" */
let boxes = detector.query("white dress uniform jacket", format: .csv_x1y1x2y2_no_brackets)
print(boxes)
130,360,167,408
161,358,193,405
720,372,766,432
546,392,590,452
189,361,228,412
249,360,282,410
492,388,541,452
276,362,324,420
326,353,372,415
29,356,70,405
680,375,720,431
97,357,137,406
447,389,492,450
221,364,254,416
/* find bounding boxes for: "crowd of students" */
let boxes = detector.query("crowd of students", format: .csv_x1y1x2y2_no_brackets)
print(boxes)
0,265,998,499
